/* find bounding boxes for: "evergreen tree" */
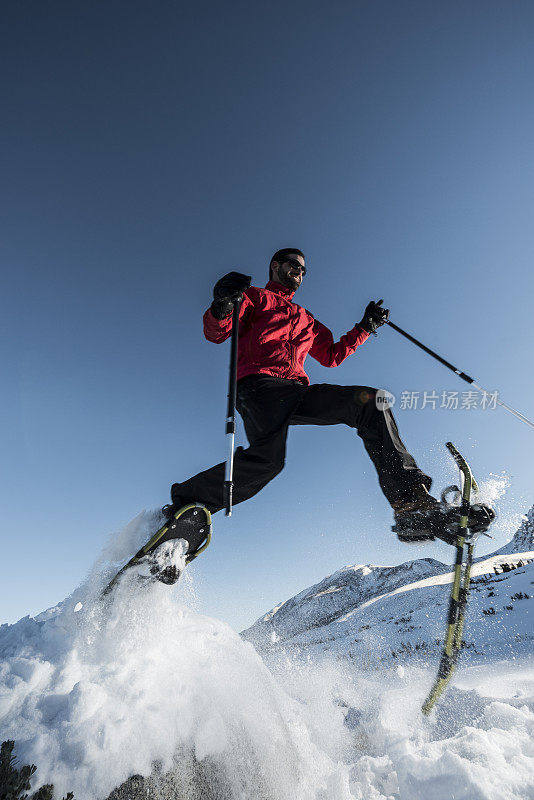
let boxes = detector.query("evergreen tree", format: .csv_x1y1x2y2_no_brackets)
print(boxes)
0,741,73,800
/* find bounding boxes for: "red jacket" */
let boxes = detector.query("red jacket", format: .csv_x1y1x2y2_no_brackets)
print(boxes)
203,280,370,385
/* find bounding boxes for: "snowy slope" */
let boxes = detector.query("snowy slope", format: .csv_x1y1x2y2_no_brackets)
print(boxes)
0,508,533,800
241,552,534,666
238,508,534,800
0,511,354,800
242,506,534,666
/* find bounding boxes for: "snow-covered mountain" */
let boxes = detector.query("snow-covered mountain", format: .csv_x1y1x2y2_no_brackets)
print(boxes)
493,504,534,555
1,507,533,800
242,506,534,667
244,558,450,643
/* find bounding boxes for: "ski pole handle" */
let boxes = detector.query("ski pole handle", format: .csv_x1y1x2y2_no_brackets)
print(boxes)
224,296,243,516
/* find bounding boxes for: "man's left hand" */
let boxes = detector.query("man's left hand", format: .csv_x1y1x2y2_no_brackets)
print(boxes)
359,299,390,333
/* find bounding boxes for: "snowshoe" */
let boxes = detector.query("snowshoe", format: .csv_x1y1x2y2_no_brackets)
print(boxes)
421,442,495,714
102,504,212,597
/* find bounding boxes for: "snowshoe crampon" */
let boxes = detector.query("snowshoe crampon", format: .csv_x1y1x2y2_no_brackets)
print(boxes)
151,563,179,585
102,504,212,597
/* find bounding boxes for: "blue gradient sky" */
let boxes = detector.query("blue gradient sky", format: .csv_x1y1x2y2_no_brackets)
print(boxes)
1,0,533,630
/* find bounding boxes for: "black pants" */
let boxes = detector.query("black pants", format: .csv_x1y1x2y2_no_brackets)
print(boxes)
172,375,431,514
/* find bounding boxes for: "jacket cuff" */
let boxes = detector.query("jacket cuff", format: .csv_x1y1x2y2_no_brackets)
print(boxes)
203,305,233,340
353,324,371,342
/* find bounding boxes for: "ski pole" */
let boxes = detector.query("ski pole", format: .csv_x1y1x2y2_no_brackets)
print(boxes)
386,320,534,430
224,297,242,516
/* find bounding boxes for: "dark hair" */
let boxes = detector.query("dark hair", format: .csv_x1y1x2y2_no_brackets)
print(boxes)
269,248,305,281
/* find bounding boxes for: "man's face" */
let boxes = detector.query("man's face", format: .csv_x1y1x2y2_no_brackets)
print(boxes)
271,253,306,292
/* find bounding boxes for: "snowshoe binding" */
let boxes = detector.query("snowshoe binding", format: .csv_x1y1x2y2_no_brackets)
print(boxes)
156,503,212,568
392,483,495,546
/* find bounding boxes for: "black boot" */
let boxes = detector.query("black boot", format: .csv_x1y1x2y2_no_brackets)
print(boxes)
392,485,495,545
161,488,185,521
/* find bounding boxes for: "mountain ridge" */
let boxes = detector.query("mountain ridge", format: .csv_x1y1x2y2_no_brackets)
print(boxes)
241,505,534,665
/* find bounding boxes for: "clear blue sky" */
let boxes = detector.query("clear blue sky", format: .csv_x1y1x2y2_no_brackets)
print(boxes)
1,0,533,631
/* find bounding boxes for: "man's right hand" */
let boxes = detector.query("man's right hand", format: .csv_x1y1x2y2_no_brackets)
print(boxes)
211,272,252,319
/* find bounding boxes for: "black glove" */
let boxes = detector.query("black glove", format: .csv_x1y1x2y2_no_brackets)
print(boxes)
358,299,390,334
210,271,252,320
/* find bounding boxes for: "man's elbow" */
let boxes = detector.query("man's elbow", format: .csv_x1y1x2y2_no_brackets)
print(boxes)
204,330,229,344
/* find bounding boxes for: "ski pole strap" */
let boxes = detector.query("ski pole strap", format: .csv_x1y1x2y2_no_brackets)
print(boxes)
386,321,534,430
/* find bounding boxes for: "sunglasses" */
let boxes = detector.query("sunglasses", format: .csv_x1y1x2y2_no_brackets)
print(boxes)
284,258,307,275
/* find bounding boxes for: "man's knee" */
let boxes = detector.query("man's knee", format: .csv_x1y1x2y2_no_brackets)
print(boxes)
348,386,395,431
351,386,396,414
346,387,384,416
351,387,379,408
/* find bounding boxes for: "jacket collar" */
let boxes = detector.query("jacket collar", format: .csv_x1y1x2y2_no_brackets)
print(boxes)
265,280,296,300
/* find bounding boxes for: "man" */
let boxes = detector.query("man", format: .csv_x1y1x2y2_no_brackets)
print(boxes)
165,248,493,554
